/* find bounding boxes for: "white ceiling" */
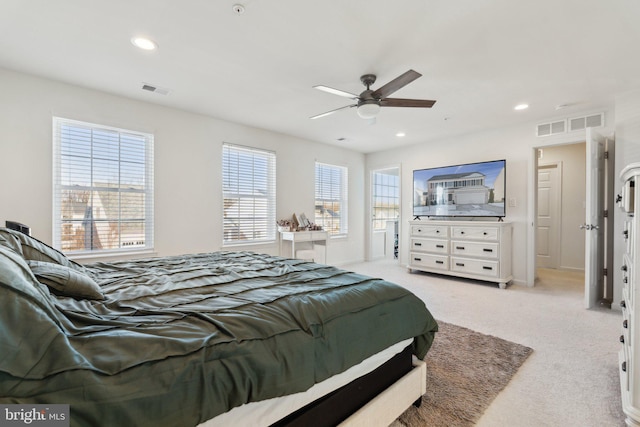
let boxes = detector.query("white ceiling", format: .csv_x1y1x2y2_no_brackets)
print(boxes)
1,0,639,153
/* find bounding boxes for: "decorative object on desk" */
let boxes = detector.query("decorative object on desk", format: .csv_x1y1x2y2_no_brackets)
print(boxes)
298,212,311,228
277,219,294,232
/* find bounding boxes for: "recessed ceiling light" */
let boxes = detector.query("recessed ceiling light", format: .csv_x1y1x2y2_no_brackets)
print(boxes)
396,132,406,137
514,104,529,111
131,37,158,51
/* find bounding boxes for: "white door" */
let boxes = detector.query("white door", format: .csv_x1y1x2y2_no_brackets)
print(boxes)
537,164,561,268
584,128,606,309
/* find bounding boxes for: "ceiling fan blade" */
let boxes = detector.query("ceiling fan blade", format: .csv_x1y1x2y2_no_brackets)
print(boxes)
380,98,436,108
371,69,422,99
310,104,356,119
313,85,359,99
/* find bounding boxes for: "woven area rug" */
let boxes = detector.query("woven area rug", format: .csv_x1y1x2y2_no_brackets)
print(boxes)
394,321,533,427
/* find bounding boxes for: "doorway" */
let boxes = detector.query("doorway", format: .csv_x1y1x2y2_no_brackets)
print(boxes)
534,143,586,285
370,166,400,261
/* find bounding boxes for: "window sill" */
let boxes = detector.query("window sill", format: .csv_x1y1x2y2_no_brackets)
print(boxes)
68,249,157,263
222,240,277,249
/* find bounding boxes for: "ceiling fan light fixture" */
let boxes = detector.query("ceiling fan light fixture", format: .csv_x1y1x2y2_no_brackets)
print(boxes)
357,102,380,119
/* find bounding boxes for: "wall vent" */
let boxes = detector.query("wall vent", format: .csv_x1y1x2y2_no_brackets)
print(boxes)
569,112,604,132
141,83,170,95
537,120,566,137
536,112,604,137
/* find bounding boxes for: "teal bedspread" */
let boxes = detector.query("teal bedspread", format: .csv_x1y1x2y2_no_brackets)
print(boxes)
0,230,437,427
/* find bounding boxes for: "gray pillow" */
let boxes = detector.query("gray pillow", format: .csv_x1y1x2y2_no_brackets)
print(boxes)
0,228,88,275
27,260,104,300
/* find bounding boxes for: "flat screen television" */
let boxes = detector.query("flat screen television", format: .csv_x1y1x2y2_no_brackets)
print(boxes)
413,159,506,219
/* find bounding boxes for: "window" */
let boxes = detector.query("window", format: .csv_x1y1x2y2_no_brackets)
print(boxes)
372,168,400,230
315,162,348,237
222,143,276,245
53,118,154,254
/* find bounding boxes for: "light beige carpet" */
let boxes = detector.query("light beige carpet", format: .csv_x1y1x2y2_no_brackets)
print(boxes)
395,321,533,427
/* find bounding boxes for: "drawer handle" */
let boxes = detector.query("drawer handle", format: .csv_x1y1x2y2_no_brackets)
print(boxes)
624,277,628,284
620,335,625,344
483,248,494,252
623,361,627,372
622,265,628,272
482,266,493,270
414,257,422,262
623,230,629,238
460,231,465,235
483,232,488,235
436,244,444,248
436,230,440,234
414,242,422,246
621,300,626,309
624,319,628,329
456,262,465,267
435,260,444,264
456,246,465,250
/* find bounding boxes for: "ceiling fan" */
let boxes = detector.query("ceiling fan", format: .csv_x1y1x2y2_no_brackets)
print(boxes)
310,69,436,120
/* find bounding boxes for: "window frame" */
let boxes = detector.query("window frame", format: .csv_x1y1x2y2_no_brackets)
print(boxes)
52,117,154,256
221,143,277,246
371,168,400,231
315,162,348,238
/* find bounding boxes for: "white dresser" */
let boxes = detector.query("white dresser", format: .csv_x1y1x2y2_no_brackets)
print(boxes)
407,220,512,288
619,163,640,426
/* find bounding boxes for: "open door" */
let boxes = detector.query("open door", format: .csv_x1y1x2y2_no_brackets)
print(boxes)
583,128,606,309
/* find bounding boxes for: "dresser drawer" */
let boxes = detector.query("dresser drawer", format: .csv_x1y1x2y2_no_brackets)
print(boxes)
411,238,448,254
450,241,498,259
451,226,498,241
411,224,449,238
450,257,499,277
622,307,631,350
623,254,633,308
410,252,448,271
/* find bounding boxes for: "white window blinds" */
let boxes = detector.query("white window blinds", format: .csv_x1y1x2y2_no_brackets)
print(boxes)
315,162,348,237
52,118,154,254
222,143,276,245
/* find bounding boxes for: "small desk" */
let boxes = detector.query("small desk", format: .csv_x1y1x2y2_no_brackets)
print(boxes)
279,230,328,263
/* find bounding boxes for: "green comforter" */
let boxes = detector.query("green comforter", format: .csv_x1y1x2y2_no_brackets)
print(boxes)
0,236,437,427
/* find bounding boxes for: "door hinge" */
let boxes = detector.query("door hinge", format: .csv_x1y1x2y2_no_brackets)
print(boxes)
603,268,608,277
604,210,608,218
604,151,609,159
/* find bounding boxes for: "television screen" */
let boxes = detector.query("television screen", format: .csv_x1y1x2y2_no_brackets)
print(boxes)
413,159,506,218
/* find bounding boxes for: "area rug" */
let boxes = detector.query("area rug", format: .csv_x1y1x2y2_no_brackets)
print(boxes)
394,321,533,427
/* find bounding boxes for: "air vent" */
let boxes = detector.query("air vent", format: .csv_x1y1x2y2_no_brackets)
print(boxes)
569,113,604,132
141,83,170,95
537,120,566,137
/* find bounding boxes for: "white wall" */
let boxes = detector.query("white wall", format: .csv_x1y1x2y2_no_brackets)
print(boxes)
366,109,615,286
0,68,366,265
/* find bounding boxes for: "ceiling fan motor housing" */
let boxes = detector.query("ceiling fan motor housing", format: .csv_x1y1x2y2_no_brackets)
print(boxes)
360,74,377,89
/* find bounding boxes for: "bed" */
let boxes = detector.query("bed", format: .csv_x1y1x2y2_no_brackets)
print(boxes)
0,227,438,427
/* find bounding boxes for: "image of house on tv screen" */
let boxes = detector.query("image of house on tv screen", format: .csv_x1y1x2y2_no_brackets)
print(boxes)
413,160,506,218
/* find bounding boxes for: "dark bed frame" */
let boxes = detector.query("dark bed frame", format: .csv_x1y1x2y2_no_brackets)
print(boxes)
271,345,419,427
